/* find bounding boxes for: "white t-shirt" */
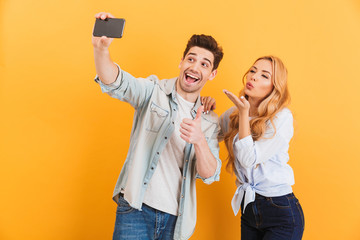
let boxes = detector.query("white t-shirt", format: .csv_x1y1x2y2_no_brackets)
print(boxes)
143,93,194,216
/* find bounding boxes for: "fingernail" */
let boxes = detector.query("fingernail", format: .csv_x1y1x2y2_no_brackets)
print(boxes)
240,96,244,99
207,111,209,114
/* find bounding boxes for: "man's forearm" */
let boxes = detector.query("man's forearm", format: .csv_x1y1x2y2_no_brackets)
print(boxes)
194,138,217,179
94,48,118,85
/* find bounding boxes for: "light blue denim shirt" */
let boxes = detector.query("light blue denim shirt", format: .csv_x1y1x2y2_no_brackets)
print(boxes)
219,107,294,215
95,65,221,240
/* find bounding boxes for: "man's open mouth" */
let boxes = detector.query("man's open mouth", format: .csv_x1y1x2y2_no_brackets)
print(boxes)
185,73,200,83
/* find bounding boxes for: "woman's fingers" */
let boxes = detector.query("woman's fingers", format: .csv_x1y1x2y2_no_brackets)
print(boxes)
223,89,244,108
208,98,216,110
201,96,216,113
239,95,250,108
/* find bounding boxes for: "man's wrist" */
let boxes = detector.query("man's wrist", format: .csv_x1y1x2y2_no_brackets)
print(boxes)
94,46,109,54
193,134,207,147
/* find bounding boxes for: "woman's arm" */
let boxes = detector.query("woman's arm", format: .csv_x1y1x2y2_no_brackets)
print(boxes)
234,109,293,168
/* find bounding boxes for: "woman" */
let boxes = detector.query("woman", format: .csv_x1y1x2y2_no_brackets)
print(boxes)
203,56,304,239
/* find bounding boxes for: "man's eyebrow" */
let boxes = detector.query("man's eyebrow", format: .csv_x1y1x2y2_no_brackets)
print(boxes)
203,57,212,65
187,52,212,65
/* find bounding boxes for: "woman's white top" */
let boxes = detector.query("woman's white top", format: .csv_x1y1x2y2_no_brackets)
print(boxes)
220,107,295,215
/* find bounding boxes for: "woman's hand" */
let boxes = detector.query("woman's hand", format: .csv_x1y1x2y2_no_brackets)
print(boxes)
223,89,251,139
200,96,216,114
223,89,250,115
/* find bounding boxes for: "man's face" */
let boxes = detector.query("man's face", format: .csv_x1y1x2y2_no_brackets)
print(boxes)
177,46,217,98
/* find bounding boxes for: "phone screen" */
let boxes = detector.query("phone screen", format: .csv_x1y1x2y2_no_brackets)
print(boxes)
93,18,125,38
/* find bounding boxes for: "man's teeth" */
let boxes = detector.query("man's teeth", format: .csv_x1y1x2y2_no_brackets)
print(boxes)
186,73,199,80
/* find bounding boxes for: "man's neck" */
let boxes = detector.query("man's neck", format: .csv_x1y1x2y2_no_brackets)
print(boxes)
175,81,198,103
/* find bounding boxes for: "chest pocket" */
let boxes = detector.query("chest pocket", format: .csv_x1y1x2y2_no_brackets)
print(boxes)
146,102,169,133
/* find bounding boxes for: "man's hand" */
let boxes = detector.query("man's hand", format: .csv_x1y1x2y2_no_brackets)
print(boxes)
92,12,115,50
92,12,118,85
180,106,205,144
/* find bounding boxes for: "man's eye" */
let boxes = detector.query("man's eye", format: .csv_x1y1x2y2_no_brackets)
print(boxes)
202,63,208,67
188,58,194,62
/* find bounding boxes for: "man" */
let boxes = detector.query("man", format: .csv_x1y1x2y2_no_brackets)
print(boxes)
92,12,224,240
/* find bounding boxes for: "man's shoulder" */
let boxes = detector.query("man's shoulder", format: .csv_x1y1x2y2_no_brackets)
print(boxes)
157,77,177,94
201,110,219,125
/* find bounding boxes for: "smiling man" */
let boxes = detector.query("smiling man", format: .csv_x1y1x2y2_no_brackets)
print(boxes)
92,12,224,240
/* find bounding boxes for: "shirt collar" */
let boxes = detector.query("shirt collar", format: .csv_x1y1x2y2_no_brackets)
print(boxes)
161,77,202,118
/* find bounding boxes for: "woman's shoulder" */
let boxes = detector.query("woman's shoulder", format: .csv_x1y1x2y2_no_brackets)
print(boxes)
220,106,237,124
271,107,294,135
218,106,237,136
221,106,237,119
275,107,293,121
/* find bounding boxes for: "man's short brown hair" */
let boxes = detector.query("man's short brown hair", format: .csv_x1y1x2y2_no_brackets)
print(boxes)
183,34,224,70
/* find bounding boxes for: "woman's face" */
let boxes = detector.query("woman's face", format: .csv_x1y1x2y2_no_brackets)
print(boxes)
244,59,274,101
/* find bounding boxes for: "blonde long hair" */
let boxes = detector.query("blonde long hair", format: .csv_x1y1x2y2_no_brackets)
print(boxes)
224,56,291,172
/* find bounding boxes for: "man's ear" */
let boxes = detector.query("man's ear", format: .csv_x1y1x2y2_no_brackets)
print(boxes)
208,69,217,81
179,58,184,69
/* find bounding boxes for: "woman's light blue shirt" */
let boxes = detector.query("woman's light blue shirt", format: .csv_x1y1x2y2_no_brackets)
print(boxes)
220,107,295,215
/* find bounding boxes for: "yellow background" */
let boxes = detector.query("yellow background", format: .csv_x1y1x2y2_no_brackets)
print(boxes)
1,0,360,239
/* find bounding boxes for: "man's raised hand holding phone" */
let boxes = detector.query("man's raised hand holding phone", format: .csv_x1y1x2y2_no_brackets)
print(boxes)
92,12,118,85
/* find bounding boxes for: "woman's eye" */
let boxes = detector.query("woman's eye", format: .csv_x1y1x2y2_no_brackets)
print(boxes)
262,75,269,79
250,70,255,73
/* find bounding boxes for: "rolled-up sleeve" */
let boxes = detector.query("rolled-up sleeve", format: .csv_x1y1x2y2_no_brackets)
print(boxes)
94,63,157,109
233,109,294,168
196,123,222,184
94,63,122,92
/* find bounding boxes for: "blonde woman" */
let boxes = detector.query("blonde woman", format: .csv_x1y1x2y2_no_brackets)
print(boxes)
203,56,304,239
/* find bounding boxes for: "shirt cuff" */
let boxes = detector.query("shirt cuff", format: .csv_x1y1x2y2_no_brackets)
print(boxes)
233,134,253,149
196,158,221,184
94,63,122,93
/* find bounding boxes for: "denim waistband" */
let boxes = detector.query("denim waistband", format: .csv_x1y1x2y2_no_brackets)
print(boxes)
255,192,295,200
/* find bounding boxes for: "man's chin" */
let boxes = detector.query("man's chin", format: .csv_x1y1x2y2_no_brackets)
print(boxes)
180,84,201,94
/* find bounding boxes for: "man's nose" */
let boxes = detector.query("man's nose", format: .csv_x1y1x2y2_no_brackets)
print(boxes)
190,62,201,73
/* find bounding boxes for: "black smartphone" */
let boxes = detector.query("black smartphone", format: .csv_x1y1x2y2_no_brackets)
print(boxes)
93,18,125,38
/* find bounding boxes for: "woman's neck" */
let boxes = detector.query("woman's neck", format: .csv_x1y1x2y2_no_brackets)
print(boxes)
248,97,261,117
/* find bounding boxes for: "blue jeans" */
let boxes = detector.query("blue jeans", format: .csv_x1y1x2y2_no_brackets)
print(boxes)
241,193,305,240
112,195,177,240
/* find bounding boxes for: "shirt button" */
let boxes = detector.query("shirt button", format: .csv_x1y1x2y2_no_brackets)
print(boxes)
144,182,147,185
185,159,188,162
172,121,174,124
165,137,167,139
183,176,186,180
173,109,176,111
157,152,159,155
151,167,154,170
